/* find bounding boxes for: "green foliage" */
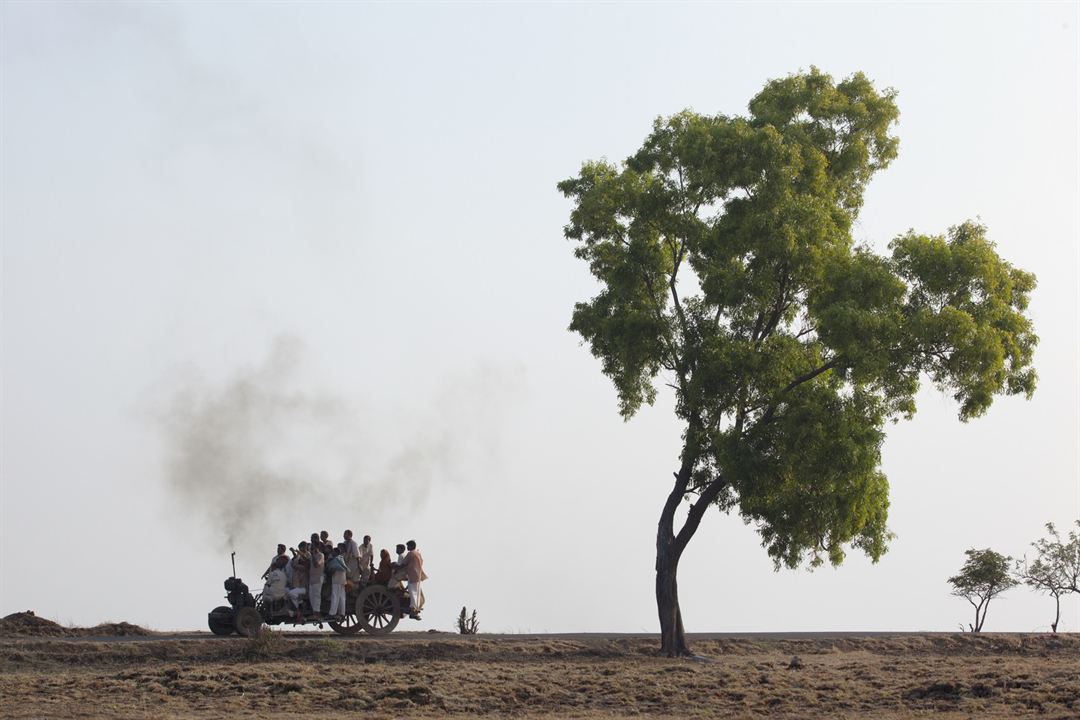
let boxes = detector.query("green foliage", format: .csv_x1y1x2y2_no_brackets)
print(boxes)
559,68,1038,570
890,224,1037,420
1015,521,1080,632
1021,522,1080,593
948,548,1017,632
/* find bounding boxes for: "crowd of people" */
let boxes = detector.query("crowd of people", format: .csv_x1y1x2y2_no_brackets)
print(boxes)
259,530,427,623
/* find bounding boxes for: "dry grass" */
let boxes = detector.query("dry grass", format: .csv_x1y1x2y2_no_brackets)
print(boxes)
1,633,1078,718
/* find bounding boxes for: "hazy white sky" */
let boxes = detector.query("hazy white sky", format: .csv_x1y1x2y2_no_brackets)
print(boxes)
2,2,1077,634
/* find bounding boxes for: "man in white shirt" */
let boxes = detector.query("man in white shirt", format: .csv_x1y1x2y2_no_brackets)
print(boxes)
359,535,374,583
390,543,408,588
327,546,348,620
308,533,325,620
342,530,361,582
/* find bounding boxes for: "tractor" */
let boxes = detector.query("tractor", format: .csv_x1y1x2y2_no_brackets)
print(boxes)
207,552,415,637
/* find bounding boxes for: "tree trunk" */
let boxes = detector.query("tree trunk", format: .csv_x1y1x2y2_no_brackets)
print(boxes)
1051,594,1060,634
655,456,694,658
656,539,690,657
653,425,724,658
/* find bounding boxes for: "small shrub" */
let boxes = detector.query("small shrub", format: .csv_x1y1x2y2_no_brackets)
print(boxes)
457,606,479,635
243,628,286,659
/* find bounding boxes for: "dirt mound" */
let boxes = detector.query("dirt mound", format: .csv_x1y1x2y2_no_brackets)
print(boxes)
0,611,152,638
85,622,152,637
0,611,66,636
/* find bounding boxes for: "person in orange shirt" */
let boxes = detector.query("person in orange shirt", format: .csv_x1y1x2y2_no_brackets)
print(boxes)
371,549,393,585
402,539,428,618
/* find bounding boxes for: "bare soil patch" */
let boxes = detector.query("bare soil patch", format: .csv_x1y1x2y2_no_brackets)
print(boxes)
1,631,1077,718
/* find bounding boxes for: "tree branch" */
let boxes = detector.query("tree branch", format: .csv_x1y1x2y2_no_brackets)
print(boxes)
756,356,844,426
638,269,685,386
734,386,749,437
674,474,727,552
749,311,765,343
780,356,844,394
670,268,690,344
662,231,691,346
757,270,790,344
659,431,700,545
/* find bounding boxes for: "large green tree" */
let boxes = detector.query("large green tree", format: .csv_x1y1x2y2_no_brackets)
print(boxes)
558,69,1037,656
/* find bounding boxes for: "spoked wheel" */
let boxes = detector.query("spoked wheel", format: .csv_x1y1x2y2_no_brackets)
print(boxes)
207,606,235,636
356,585,400,636
329,611,363,635
235,606,265,637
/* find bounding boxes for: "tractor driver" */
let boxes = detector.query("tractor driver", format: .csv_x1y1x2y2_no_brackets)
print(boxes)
262,555,289,602
262,544,288,580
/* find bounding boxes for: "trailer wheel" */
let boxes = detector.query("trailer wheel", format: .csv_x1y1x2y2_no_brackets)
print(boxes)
208,606,235,636
329,611,363,636
235,606,265,637
356,585,400,636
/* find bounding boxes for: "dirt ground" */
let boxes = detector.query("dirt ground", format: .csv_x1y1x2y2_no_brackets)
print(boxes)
1,628,1077,718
